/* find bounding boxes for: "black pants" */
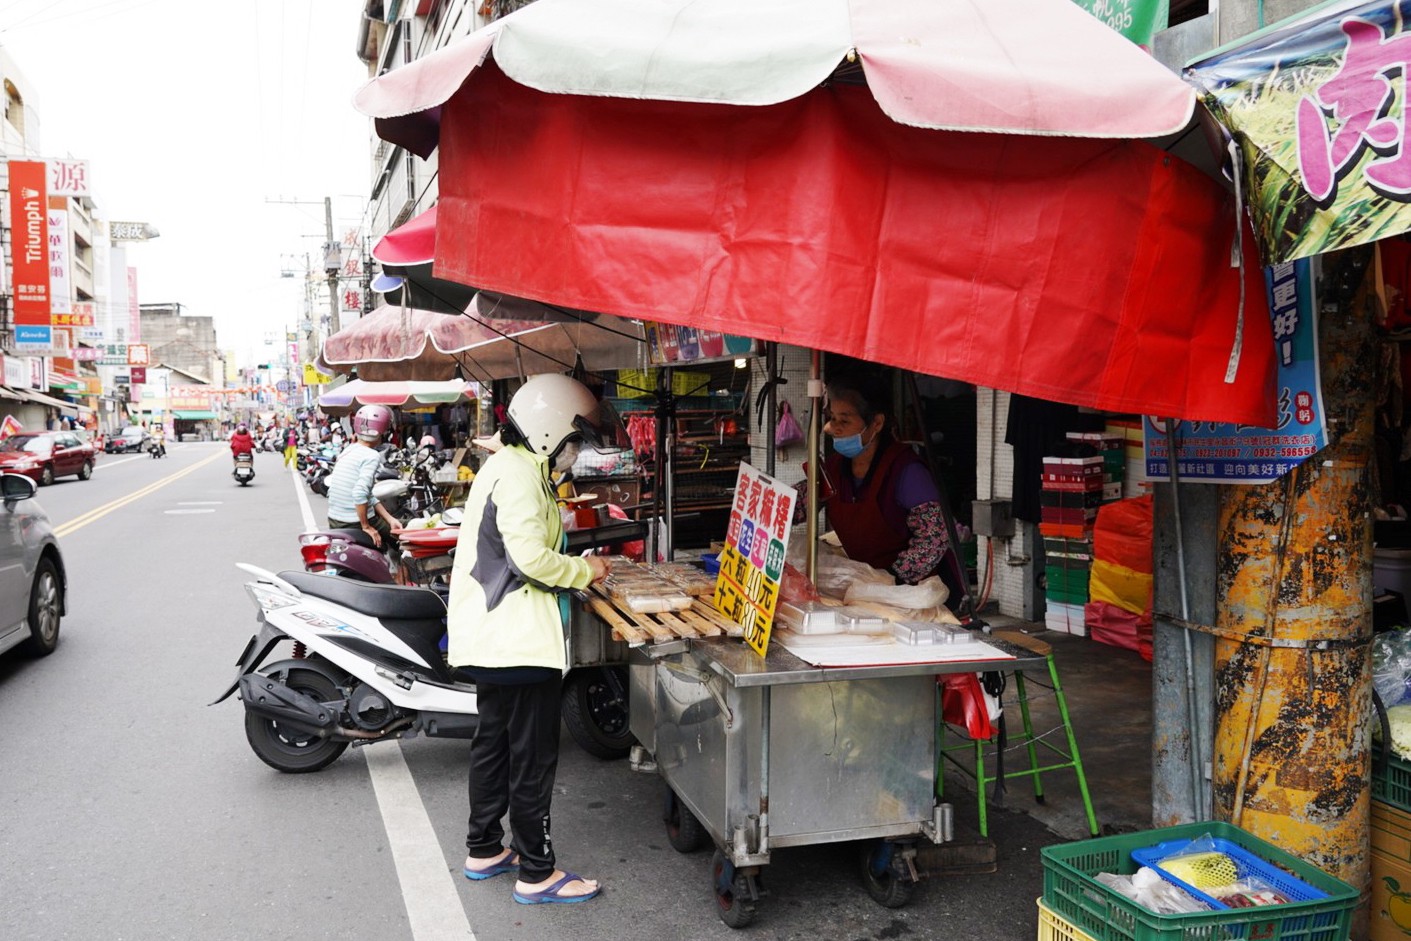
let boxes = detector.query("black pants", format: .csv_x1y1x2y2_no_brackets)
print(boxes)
465,674,563,882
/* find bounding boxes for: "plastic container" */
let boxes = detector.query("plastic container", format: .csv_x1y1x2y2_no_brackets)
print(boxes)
893,621,939,645
1373,742,1411,813
774,601,839,634
1038,898,1099,941
1377,548,1411,601
1130,837,1327,910
701,552,720,575
1041,821,1356,941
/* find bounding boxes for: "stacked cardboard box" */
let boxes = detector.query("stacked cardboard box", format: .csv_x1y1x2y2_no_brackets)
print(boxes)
1105,418,1151,498
1039,456,1102,635
1372,798,1411,939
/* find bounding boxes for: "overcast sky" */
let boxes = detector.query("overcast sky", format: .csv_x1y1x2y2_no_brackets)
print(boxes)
0,0,371,368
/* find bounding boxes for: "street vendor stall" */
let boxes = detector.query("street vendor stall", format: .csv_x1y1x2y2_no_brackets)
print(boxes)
353,0,1291,925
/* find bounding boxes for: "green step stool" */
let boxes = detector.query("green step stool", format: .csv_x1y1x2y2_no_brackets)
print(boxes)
936,631,1099,838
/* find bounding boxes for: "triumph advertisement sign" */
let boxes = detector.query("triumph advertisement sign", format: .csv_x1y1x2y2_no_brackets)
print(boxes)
7,160,50,348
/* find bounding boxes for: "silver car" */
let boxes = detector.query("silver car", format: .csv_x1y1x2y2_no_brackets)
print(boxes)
0,473,66,658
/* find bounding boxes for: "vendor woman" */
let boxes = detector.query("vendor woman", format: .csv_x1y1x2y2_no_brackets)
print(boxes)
820,374,956,595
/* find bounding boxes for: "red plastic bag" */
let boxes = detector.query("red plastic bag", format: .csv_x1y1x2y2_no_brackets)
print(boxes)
940,673,994,740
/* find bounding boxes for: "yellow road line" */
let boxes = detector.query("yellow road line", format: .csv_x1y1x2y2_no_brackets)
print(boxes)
54,450,227,538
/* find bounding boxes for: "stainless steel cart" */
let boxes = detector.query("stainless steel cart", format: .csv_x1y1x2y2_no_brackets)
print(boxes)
626,633,1047,927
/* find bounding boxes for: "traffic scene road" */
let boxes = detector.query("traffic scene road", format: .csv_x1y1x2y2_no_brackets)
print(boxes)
0,442,1061,941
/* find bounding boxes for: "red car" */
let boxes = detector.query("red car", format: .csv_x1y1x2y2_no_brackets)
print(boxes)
0,431,96,485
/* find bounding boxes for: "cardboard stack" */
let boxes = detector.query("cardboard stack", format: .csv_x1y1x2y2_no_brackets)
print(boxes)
1039,455,1102,635
1105,418,1151,498
1040,434,1126,635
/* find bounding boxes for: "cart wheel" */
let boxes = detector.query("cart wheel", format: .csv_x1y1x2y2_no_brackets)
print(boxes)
859,842,916,909
712,849,756,929
663,785,704,853
561,666,634,760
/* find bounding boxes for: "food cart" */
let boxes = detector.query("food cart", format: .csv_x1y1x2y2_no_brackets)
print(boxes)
571,576,1041,927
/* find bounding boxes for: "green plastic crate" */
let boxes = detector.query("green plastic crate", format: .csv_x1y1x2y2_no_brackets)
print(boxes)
1372,742,1411,813
1041,821,1356,941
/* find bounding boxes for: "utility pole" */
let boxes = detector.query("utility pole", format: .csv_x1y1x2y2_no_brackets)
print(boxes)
1212,246,1376,936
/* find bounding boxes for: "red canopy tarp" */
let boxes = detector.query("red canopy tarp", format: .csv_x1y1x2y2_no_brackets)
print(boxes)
426,63,1274,424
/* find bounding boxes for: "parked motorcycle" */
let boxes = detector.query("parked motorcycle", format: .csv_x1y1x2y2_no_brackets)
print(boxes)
298,528,396,584
212,564,474,773
233,452,256,486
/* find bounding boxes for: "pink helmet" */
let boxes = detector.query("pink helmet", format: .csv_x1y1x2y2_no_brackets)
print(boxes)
352,404,393,441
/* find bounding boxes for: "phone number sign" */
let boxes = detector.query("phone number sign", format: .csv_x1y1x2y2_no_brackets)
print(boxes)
713,463,794,658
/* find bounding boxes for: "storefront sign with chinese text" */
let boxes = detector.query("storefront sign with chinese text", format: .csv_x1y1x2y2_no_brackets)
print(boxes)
48,159,89,197
713,463,794,657
1144,258,1326,483
47,208,70,316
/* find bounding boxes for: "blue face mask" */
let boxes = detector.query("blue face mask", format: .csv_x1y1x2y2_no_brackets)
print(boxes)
832,427,873,458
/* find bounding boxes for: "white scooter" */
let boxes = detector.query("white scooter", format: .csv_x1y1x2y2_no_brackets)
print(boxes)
211,563,477,773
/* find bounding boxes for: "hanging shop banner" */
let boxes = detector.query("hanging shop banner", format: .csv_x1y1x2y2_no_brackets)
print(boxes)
8,160,49,344
1070,0,1169,47
46,207,71,316
1187,0,1411,263
1144,258,1327,483
303,363,332,385
713,462,795,658
644,322,757,367
47,159,89,198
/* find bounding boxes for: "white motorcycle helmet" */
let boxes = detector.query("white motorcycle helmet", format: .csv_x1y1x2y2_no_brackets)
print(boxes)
506,374,602,470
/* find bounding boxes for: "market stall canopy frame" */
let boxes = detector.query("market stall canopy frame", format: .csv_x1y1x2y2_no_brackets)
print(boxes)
355,0,1277,425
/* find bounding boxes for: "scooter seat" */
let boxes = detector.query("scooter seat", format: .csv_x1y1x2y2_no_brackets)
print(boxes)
309,527,379,550
279,570,447,620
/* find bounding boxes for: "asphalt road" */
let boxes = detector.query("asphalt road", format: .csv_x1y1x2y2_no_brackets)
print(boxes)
0,442,1072,941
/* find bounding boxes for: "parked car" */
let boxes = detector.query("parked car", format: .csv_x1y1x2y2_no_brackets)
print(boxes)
105,426,148,453
0,431,96,485
0,473,65,659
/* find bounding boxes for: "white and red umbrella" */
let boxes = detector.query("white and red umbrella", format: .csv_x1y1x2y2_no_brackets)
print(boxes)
317,378,474,415
355,0,1276,425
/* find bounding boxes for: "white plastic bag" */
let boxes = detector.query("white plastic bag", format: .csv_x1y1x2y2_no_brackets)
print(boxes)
845,574,948,609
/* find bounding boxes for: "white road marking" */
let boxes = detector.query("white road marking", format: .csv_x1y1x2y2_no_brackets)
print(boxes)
291,461,316,531
178,501,223,505
163,509,216,515
95,454,146,470
287,462,470,938
364,741,476,941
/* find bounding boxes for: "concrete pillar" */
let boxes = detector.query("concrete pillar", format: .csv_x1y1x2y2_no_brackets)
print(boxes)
1212,247,1375,932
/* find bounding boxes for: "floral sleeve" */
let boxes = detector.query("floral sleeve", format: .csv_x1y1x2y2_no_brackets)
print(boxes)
891,500,948,585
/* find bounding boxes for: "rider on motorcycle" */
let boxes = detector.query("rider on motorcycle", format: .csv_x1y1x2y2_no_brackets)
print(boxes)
324,405,401,550
230,423,255,465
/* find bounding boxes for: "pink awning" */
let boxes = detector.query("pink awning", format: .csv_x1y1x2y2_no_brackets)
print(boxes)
321,303,644,382
372,206,437,267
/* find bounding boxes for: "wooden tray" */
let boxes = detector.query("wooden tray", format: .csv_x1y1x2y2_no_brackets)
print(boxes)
581,585,744,646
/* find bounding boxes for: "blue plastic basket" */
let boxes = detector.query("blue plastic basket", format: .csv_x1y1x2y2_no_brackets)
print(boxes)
1130,837,1327,910
701,552,720,574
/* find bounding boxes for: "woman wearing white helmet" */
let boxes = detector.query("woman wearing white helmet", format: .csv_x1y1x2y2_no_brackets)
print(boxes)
448,373,609,904
324,404,400,548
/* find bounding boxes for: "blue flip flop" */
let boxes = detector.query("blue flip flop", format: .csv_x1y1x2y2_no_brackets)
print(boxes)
464,851,520,881
513,871,601,905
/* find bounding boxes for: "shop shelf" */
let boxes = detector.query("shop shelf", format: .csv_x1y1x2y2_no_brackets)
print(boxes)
1041,821,1356,941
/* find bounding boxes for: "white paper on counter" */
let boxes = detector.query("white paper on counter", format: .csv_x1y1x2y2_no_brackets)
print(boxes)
777,637,1016,668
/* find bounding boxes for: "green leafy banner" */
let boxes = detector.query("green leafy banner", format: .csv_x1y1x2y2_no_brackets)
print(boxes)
1188,0,1411,263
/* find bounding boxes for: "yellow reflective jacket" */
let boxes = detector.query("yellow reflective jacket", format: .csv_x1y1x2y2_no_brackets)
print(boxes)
446,444,592,671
